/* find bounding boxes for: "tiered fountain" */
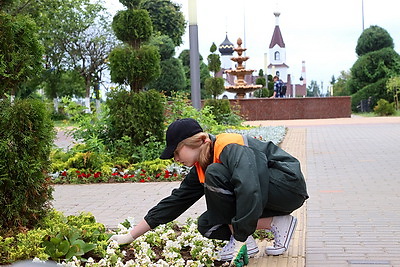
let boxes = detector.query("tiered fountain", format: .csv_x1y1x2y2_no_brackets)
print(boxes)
225,38,262,98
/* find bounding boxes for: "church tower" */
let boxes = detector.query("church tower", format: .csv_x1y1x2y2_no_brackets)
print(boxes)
218,33,234,70
267,12,289,82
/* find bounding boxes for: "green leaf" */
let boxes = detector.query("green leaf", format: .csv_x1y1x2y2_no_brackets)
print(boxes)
58,240,70,255
65,245,79,259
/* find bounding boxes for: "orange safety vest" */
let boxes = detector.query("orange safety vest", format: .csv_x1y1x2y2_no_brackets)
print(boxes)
195,133,245,183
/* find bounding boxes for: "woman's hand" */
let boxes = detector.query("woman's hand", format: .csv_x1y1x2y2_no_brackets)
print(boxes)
108,232,135,245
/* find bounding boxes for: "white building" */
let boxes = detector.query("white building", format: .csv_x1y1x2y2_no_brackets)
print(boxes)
266,12,289,82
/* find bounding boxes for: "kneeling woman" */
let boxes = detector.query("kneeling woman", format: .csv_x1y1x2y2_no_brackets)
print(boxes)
110,118,309,262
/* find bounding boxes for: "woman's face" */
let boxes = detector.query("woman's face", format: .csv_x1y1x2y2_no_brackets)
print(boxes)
174,145,201,167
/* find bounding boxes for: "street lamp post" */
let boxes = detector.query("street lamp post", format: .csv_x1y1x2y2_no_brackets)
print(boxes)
188,0,201,110
362,0,365,31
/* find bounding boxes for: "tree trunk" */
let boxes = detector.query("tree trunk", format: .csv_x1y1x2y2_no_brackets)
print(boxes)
85,79,91,113
85,96,91,113
53,97,59,113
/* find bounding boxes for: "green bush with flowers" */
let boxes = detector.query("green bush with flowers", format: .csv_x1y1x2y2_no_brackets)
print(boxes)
50,92,286,185
0,210,109,265
1,210,272,266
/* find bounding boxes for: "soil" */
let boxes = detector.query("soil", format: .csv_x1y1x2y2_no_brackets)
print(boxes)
123,246,226,266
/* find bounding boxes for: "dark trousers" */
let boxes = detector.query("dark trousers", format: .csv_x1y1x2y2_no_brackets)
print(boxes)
197,163,306,241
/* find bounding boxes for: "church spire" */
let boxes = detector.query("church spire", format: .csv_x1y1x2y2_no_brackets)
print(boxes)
269,12,285,48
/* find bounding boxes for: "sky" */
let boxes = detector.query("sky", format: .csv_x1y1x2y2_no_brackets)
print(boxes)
103,0,400,94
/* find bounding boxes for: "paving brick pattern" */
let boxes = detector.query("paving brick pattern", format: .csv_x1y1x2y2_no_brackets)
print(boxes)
52,116,400,266
305,122,400,267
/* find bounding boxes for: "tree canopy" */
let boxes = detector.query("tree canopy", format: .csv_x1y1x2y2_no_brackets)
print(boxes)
140,0,186,47
109,45,160,91
0,12,43,98
112,9,153,49
147,57,186,95
355,25,394,57
349,47,400,94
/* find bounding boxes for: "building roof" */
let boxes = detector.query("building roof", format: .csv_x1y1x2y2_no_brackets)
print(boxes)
269,25,285,48
267,63,290,68
219,34,235,56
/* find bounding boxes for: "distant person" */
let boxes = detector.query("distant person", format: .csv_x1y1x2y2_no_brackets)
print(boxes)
110,118,308,264
271,75,285,98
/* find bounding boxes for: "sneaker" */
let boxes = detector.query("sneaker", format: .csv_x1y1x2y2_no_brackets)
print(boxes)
219,235,259,261
266,215,297,255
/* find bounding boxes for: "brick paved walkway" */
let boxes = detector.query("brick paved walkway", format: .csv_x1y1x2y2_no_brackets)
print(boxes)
53,116,400,266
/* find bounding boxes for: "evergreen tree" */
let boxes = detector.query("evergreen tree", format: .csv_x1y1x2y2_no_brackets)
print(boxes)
109,0,160,92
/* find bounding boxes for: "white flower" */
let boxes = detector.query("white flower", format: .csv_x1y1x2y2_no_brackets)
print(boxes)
117,223,128,233
97,258,108,266
124,259,136,267
106,247,116,255
115,258,125,267
153,259,169,267
165,240,181,250
108,239,120,249
32,258,46,263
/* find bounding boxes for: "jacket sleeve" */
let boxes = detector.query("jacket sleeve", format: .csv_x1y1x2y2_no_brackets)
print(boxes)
144,166,205,229
219,143,264,242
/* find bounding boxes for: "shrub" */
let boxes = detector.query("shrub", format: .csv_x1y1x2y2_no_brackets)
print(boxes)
351,78,389,111
0,210,109,265
106,89,165,147
374,99,395,116
165,92,226,134
203,99,243,126
0,99,55,233
253,88,273,98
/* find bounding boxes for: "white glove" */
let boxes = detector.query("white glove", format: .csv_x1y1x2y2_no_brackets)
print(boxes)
108,232,135,245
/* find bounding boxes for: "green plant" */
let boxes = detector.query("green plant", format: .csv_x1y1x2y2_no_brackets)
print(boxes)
0,210,110,264
374,98,395,116
165,91,226,134
204,98,243,126
106,89,166,148
0,229,49,264
253,88,272,98
0,12,44,97
0,99,55,233
43,230,96,261
39,211,109,261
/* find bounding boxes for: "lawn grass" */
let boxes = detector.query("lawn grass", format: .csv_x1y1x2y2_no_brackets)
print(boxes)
354,110,400,117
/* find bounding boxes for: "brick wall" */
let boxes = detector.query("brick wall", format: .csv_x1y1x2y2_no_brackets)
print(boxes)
226,97,351,121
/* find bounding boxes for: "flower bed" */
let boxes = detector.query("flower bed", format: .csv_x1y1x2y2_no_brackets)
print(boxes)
6,213,272,267
49,126,286,185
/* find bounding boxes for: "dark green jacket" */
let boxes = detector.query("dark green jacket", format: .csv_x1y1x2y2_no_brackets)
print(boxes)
144,134,308,240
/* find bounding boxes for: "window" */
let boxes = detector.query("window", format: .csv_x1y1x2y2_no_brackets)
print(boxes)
274,51,280,61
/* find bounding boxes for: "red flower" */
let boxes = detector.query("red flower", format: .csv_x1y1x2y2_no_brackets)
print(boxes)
112,172,119,176
61,171,67,177
94,172,101,178
129,174,135,178
140,178,145,183
173,173,178,177
141,169,146,173
76,170,81,174
147,177,151,180
140,173,145,176
156,173,161,178
164,170,170,178
123,174,129,179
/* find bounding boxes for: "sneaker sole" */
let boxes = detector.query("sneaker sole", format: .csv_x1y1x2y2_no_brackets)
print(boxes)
266,216,298,256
